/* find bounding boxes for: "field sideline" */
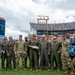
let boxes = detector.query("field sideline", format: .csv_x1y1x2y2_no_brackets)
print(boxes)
0,58,66,75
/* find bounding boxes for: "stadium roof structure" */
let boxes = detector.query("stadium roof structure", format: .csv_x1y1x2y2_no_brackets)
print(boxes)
30,22,75,31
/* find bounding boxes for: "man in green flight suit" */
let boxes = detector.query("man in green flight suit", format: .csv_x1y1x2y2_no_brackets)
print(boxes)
24,37,29,70
50,36,62,72
7,36,16,71
39,35,50,71
29,34,38,71
1,36,7,70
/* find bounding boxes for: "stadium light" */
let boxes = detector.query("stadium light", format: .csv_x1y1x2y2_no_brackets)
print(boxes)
44,16,49,20
37,15,49,20
37,16,40,20
37,15,49,35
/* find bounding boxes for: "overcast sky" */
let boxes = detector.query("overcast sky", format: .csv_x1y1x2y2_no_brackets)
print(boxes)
0,0,75,39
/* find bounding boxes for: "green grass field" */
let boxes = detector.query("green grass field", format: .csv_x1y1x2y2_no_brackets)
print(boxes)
0,70,64,75
0,58,68,75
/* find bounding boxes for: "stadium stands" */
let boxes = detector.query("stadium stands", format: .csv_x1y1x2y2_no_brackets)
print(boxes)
30,22,75,35
30,22,75,31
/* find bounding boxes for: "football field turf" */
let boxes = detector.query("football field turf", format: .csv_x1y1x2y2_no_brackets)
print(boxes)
0,69,64,75
0,58,66,75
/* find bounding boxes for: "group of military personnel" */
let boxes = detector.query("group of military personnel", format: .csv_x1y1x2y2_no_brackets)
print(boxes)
0,33,75,75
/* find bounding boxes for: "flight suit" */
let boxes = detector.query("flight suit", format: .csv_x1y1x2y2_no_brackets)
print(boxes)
39,40,50,70
7,41,16,70
29,39,38,69
50,41,62,70
24,41,28,69
1,42,7,69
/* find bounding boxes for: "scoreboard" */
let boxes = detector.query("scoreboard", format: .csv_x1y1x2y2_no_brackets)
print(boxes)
0,17,5,37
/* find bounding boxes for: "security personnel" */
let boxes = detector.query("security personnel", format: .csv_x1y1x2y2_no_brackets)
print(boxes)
39,35,50,71
61,34,74,74
29,34,38,71
1,36,7,70
7,36,16,70
50,36,62,72
14,35,27,71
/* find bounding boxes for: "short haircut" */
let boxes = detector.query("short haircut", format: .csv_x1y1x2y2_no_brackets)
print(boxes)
19,35,22,37
62,33,66,36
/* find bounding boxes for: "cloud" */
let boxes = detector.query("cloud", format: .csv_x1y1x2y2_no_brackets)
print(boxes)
45,0,75,10
6,27,28,39
0,0,75,39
